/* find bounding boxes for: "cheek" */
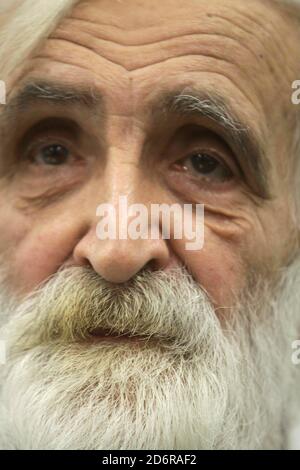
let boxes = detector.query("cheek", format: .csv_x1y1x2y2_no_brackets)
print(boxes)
13,233,63,293
1,211,79,294
0,206,26,255
171,234,245,307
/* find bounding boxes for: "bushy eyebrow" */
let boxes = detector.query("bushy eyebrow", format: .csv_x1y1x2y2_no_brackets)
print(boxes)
5,80,103,110
0,80,270,198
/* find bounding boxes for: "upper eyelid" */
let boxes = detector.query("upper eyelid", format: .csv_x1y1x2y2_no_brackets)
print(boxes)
22,136,72,159
18,125,80,160
179,146,240,176
164,123,237,159
17,116,81,147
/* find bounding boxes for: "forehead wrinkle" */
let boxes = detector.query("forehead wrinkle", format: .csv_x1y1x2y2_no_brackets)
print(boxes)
54,13,262,53
50,3,275,67
57,12,264,48
31,2,289,113
34,35,262,112
225,3,299,79
60,0,297,101
50,20,265,73
41,21,276,118
68,0,291,55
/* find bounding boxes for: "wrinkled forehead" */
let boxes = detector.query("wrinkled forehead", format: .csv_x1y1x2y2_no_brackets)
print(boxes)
34,0,296,121
67,0,297,74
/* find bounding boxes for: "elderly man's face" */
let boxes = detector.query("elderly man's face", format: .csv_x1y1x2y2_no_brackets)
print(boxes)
0,0,298,305
0,0,300,450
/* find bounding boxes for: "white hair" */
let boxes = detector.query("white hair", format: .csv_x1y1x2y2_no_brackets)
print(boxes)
0,0,79,81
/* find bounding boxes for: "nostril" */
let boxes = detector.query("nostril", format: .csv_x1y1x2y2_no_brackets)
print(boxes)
144,259,159,272
76,257,93,269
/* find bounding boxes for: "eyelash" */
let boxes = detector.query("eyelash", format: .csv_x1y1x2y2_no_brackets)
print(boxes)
173,149,235,179
23,138,75,164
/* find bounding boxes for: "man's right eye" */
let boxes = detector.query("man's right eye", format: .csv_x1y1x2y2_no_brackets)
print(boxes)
30,144,71,166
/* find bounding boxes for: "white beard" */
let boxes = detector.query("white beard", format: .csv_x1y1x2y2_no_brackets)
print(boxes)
0,262,299,450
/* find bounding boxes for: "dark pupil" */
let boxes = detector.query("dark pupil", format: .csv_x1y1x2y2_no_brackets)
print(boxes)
42,145,69,165
191,153,218,174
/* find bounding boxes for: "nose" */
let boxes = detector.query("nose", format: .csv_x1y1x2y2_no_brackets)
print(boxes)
73,185,171,283
74,230,170,283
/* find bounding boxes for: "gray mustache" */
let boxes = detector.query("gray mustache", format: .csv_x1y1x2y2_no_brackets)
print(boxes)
6,266,216,355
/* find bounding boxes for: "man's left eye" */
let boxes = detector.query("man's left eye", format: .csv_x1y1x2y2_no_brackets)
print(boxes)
179,152,233,182
32,144,70,166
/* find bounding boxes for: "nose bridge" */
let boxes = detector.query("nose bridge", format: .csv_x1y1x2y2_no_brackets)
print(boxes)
73,146,171,283
76,135,157,237
105,147,146,205
96,161,154,244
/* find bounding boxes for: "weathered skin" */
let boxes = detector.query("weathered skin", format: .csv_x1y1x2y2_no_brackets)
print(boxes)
0,0,299,306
